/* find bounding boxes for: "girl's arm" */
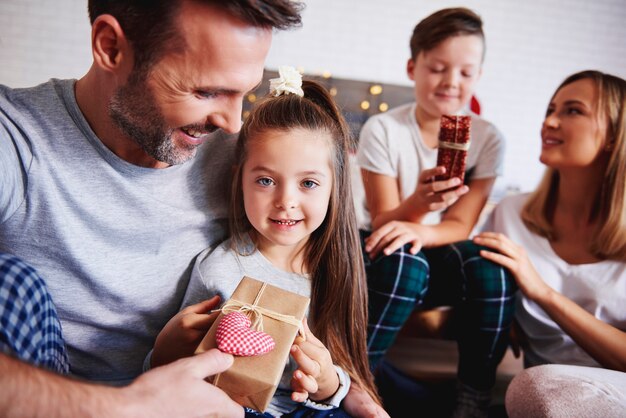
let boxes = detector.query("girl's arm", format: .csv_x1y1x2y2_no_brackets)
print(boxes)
151,297,221,368
475,232,626,372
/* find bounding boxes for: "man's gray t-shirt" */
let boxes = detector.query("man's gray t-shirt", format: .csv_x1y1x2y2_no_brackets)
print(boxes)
0,79,235,385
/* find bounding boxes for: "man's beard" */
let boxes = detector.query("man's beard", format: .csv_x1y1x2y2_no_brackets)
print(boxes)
108,75,197,166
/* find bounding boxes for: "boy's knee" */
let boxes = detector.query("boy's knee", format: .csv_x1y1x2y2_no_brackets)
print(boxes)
450,241,516,297
367,247,430,297
450,239,485,259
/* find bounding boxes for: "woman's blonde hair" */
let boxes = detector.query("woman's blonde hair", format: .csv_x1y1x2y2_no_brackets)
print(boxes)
521,70,626,260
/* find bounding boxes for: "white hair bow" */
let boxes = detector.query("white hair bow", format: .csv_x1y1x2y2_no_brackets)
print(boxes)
269,66,304,97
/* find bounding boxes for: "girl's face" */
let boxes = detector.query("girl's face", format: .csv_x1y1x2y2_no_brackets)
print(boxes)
540,78,608,169
408,34,483,119
242,128,334,256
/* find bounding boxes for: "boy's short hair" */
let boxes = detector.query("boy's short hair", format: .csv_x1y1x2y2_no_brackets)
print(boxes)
409,7,484,61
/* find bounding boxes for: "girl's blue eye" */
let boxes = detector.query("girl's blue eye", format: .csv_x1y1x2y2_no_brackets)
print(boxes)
257,178,274,187
302,180,318,189
566,107,582,115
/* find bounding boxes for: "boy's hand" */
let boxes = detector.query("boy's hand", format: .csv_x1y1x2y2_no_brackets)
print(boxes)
289,318,340,403
152,296,221,367
364,220,424,258
411,166,469,215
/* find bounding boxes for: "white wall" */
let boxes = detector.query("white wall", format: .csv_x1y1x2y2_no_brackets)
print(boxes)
1,0,625,195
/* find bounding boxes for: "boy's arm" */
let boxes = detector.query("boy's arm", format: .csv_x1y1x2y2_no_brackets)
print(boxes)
0,350,244,417
418,176,495,246
362,168,467,229
364,177,494,258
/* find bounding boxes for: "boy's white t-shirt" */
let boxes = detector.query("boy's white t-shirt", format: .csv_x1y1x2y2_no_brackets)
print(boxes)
355,102,504,230
483,193,626,367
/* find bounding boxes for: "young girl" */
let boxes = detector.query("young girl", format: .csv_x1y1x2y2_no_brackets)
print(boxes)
151,67,384,417
355,7,516,416
475,71,626,416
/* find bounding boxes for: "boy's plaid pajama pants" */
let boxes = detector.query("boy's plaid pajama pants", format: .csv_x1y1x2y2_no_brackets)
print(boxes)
361,233,517,390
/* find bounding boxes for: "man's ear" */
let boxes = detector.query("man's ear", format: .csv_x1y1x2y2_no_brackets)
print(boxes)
91,14,130,73
406,58,416,81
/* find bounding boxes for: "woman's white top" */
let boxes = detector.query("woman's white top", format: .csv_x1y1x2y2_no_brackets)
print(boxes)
483,193,626,367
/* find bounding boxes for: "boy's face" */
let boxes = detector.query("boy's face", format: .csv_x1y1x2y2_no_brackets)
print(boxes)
407,34,483,118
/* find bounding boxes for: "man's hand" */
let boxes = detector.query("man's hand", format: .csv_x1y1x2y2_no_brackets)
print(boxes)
152,296,221,367
121,349,243,418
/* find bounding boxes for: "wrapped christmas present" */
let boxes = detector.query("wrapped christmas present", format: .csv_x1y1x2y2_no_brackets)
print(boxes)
435,114,471,184
195,276,310,412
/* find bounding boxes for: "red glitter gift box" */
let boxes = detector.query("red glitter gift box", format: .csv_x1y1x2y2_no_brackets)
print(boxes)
435,115,471,184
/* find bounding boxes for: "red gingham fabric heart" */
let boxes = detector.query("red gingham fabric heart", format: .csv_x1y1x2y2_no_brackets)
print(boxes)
216,311,276,356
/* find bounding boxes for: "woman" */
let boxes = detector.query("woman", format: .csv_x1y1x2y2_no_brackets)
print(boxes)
475,70,626,417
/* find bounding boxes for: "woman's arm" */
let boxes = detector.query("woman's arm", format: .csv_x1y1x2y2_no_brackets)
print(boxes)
475,232,626,372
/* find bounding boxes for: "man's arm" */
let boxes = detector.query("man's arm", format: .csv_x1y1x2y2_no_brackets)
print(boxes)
0,350,244,418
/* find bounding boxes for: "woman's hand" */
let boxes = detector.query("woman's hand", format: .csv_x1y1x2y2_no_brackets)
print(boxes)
410,166,469,216
364,220,424,258
473,232,551,301
151,296,221,368
289,319,340,403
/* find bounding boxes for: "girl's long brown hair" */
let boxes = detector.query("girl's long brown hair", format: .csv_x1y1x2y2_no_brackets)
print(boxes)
522,70,626,260
229,79,381,403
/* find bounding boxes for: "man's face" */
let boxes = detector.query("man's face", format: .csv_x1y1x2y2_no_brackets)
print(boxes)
109,2,272,166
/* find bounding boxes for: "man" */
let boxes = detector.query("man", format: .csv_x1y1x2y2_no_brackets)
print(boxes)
0,1,301,416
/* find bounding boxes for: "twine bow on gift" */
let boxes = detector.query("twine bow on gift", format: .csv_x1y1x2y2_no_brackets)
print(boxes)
214,282,305,356
438,116,471,151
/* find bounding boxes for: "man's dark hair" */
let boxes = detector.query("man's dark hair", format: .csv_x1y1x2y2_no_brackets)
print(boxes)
87,0,303,73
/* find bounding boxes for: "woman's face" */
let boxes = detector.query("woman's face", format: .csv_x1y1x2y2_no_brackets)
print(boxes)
540,78,609,169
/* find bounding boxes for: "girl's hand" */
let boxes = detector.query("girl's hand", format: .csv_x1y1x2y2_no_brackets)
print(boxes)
410,166,469,215
289,318,340,403
365,220,424,258
473,232,551,301
152,296,221,368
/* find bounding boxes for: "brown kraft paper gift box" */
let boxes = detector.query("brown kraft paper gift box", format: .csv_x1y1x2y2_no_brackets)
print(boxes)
195,276,310,412
435,114,471,184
